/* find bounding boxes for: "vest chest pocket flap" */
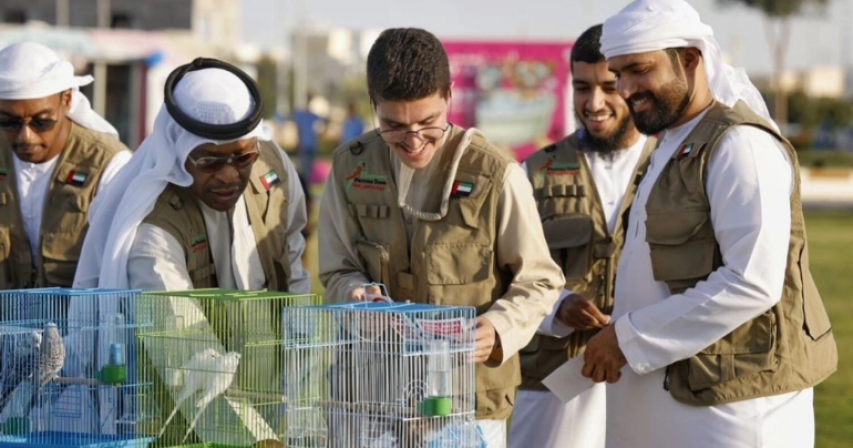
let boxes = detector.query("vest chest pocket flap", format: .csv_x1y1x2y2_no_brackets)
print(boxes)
351,203,393,285
448,173,492,229
646,210,718,293
541,214,593,281
685,310,777,391
356,239,391,286
536,183,585,221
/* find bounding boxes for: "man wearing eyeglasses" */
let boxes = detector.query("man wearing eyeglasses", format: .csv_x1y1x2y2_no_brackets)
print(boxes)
319,28,563,446
74,59,309,294
0,42,131,290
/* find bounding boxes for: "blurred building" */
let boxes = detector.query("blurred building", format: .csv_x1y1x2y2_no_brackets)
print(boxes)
754,66,847,99
0,0,246,147
1,0,239,43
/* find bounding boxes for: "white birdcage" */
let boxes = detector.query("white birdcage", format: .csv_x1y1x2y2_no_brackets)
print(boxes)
0,288,153,448
281,301,483,448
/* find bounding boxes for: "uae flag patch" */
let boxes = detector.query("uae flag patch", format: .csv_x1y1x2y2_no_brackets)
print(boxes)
192,233,208,253
0,168,8,182
676,143,695,160
260,170,281,190
66,171,88,186
451,181,474,197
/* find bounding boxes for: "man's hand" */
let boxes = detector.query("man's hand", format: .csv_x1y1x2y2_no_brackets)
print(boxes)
346,284,383,302
474,316,499,363
582,324,627,383
557,294,610,330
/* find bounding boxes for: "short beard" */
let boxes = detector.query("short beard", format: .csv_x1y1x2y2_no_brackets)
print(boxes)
576,111,634,160
627,69,690,135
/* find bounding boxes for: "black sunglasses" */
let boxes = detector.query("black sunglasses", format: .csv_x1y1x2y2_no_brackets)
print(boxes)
0,117,58,133
188,148,261,174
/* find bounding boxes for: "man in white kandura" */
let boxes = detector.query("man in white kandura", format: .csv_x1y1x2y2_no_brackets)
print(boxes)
509,24,653,448
74,58,309,293
580,1,837,447
0,42,131,290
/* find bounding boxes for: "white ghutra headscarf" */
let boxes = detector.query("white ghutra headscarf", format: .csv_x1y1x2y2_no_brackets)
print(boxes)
0,42,119,138
600,0,775,129
73,68,271,289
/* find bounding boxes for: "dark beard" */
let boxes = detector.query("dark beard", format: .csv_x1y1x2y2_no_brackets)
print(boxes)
576,111,634,160
627,74,691,135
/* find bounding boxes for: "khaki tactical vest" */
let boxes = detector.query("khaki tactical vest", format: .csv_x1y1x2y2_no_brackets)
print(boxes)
0,123,125,288
646,101,837,406
519,133,655,390
331,127,520,420
143,141,291,291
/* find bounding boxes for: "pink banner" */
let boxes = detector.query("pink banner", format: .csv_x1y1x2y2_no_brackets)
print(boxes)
443,41,574,161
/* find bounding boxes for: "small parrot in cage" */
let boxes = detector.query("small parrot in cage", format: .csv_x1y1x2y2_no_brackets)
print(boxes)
157,348,241,443
20,322,67,416
0,331,42,415
36,323,65,388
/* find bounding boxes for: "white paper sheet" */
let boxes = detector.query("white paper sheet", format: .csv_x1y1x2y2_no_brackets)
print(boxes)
542,355,596,403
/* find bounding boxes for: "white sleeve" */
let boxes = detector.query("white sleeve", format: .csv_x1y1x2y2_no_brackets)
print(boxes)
96,150,132,192
278,147,311,294
537,288,576,337
615,127,793,374
128,223,194,292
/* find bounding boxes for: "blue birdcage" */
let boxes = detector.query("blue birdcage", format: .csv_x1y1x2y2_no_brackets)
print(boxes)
281,301,483,448
0,288,154,448
135,289,320,448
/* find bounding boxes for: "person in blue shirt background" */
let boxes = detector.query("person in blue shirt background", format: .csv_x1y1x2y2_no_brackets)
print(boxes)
340,102,365,144
293,93,325,178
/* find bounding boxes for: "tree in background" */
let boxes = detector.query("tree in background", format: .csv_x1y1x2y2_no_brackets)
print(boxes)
721,0,829,134
256,56,279,119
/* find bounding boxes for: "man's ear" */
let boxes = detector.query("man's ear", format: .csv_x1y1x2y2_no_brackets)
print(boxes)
683,47,702,76
60,90,73,110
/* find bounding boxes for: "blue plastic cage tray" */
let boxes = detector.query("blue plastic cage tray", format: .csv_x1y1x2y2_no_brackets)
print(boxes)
0,432,154,448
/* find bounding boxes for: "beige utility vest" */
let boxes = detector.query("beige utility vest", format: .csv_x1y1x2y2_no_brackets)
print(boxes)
519,133,654,390
646,101,837,406
143,141,291,291
0,123,124,288
332,127,520,420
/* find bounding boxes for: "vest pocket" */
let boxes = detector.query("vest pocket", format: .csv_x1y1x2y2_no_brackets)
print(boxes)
646,211,717,291
800,248,833,341
686,310,777,391
190,264,217,288
41,232,84,286
541,214,593,281
356,240,390,285
425,244,492,286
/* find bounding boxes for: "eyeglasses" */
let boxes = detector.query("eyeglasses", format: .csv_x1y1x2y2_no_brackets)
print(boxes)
0,117,58,133
376,123,451,145
187,147,260,174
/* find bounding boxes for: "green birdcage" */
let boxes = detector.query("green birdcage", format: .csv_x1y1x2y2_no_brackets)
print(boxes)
134,289,320,448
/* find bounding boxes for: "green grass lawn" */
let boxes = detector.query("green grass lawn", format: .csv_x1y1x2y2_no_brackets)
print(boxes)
808,211,853,448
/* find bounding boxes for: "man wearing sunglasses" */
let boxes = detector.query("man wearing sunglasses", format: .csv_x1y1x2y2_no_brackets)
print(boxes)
74,60,309,295
319,28,563,446
0,42,131,290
